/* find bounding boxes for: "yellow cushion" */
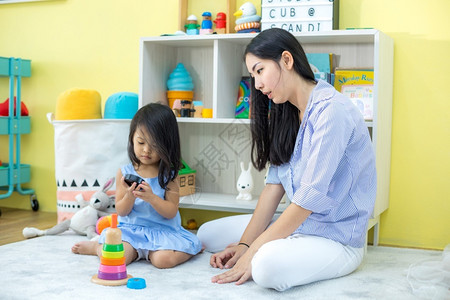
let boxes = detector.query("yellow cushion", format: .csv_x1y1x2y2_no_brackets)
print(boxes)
55,88,102,120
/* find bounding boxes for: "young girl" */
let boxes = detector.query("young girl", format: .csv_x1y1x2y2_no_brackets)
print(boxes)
72,103,202,268
198,28,376,290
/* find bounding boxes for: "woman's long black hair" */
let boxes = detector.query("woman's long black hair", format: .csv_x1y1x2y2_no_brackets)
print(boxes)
127,103,181,189
244,28,316,171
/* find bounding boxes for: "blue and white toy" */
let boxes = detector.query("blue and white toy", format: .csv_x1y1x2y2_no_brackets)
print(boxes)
234,2,261,33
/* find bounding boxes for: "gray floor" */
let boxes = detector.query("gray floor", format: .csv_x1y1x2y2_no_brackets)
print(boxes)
0,233,446,299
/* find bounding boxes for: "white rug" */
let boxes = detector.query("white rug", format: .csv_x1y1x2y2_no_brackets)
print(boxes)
0,232,445,300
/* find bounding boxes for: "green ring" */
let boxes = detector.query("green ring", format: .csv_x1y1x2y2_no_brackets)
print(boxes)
103,243,124,252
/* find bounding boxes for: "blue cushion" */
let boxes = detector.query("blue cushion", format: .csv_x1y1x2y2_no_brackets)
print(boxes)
104,92,138,119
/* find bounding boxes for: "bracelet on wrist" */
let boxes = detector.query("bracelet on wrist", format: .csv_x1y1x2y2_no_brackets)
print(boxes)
238,242,250,248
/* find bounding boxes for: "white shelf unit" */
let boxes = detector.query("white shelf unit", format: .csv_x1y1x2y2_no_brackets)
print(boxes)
139,30,393,239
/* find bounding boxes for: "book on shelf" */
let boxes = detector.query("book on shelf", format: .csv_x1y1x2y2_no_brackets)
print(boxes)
334,69,374,121
306,53,335,85
314,72,335,86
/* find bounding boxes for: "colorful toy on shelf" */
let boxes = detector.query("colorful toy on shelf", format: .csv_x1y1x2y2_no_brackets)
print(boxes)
235,77,251,119
214,12,227,34
202,108,213,118
179,160,196,197
91,213,133,286
0,97,29,116
172,99,182,117
104,92,138,119
180,100,194,117
185,14,200,35
236,162,254,201
192,100,203,118
200,11,213,35
234,2,261,33
167,63,194,114
22,178,116,241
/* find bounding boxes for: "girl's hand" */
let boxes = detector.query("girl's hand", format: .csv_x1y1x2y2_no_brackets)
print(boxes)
131,181,153,200
120,176,137,200
211,248,253,285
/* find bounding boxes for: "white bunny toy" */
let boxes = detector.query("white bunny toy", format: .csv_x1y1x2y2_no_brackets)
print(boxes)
23,177,116,241
236,161,254,201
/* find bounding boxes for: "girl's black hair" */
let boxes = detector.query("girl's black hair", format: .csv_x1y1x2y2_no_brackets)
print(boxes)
127,103,181,189
244,28,316,171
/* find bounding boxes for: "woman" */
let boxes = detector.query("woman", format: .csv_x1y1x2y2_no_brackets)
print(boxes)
197,28,377,291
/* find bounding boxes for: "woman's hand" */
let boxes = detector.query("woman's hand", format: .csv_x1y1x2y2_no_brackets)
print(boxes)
211,247,253,285
210,244,245,269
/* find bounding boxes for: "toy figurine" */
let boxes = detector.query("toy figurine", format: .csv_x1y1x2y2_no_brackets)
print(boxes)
236,162,254,201
200,11,213,35
180,100,194,117
185,14,200,35
214,12,227,34
234,2,261,33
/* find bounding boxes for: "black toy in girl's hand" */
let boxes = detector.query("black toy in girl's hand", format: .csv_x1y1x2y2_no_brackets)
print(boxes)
124,174,144,187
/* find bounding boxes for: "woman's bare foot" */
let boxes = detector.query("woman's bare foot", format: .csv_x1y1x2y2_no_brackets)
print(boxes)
71,241,99,255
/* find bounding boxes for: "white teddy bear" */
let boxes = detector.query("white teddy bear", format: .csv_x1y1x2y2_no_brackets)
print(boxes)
23,177,115,241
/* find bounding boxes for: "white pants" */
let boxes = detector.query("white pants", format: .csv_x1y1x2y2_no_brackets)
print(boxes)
197,214,364,291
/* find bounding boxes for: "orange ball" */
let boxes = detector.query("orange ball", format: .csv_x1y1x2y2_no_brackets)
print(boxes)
186,219,198,230
96,215,112,234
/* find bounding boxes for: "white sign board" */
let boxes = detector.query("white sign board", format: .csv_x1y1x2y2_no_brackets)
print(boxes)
261,0,339,33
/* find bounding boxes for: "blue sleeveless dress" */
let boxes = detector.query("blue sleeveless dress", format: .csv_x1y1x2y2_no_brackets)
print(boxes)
98,163,202,255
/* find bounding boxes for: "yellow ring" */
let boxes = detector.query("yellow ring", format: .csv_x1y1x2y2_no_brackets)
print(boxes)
102,249,125,259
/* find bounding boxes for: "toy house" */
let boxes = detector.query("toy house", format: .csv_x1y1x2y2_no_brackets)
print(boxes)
179,160,196,197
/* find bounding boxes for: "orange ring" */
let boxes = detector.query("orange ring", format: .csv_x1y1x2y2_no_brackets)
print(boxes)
100,256,126,266
235,22,260,32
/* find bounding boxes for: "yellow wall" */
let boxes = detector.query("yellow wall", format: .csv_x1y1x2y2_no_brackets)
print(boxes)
0,0,449,250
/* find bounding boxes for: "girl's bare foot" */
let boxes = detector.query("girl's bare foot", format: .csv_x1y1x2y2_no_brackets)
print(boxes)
71,241,98,255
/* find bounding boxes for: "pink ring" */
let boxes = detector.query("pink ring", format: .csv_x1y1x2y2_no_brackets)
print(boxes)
98,264,126,273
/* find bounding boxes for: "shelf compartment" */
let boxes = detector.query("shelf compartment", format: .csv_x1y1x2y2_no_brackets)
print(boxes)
179,192,289,213
0,116,31,134
0,57,31,77
140,36,215,112
0,163,31,187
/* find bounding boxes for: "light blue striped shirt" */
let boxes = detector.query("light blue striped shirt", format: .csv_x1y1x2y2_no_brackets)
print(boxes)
266,80,376,248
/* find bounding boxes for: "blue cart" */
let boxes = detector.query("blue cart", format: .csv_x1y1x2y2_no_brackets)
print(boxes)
0,57,38,216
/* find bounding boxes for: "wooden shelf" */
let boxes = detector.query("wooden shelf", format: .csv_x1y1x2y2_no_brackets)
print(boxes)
139,28,393,244
180,192,289,213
